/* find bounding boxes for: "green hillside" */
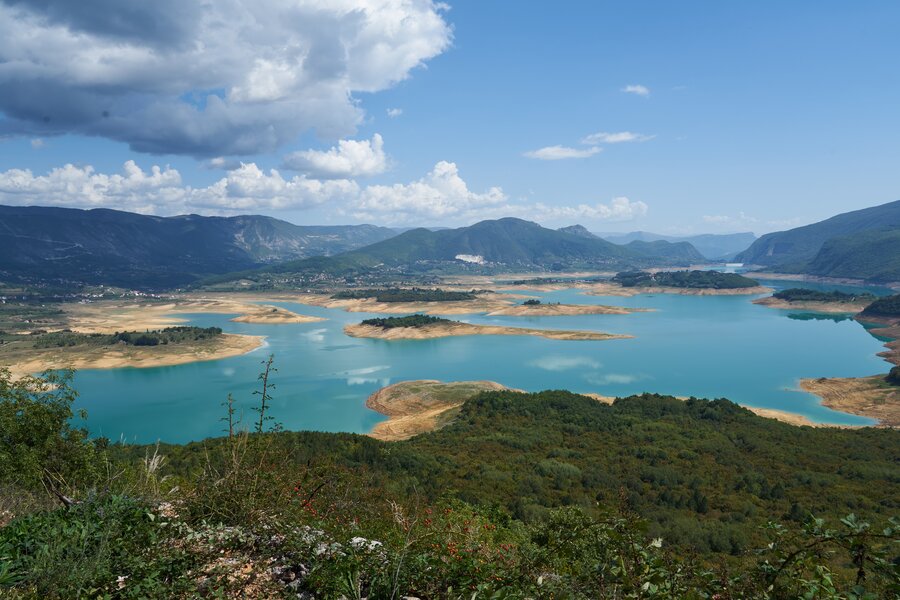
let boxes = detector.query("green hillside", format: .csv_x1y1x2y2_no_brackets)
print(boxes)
0,205,396,288
803,228,900,282
622,239,705,263
3,371,898,598
601,231,757,260
735,199,900,269
237,218,705,282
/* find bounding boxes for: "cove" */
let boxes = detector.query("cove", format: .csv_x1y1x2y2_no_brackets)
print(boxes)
71,281,893,443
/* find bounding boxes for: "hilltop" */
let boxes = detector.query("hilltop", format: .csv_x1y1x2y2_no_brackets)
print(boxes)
221,218,706,283
0,205,396,288
735,199,900,280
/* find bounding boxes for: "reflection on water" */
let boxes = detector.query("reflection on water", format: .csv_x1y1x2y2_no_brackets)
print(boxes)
786,313,853,323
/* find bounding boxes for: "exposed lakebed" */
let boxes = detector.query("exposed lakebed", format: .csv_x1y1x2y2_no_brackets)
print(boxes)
71,280,893,443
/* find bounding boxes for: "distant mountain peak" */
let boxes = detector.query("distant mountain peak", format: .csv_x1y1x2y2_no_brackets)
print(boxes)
557,225,598,239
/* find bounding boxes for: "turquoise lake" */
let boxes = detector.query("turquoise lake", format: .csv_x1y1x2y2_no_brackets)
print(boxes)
71,280,894,443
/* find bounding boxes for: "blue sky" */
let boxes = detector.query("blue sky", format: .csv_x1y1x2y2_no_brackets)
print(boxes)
0,1,897,234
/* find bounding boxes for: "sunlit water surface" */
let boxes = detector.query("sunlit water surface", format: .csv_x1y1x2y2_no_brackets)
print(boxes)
71,280,894,443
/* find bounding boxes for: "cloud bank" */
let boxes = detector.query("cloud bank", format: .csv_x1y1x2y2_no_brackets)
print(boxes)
0,0,452,156
0,159,650,227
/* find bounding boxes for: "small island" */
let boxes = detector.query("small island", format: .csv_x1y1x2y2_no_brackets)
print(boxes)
576,270,772,296
754,288,878,313
1,326,263,380
487,298,641,316
331,287,479,302
613,269,761,289
295,288,524,315
344,314,631,341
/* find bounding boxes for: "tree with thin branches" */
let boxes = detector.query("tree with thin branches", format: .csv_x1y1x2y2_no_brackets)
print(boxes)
252,354,276,433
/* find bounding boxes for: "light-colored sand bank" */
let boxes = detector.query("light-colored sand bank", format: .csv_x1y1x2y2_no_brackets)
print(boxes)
366,380,513,440
750,272,900,289
800,376,899,428
486,303,644,316
64,297,322,333
367,380,843,441
582,283,773,297
288,292,526,316
344,322,631,341
752,296,871,314
2,333,264,380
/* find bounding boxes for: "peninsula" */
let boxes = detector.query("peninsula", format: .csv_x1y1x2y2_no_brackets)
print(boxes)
366,380,842,442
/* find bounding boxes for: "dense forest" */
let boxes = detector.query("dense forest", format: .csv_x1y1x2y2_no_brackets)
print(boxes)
772,288,876,303
30,326,223,349
360,314,453,329
613,270,760,289
332,287,478,302
1,368,898,598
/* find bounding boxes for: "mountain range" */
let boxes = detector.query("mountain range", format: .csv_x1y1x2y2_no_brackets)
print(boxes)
253,218,705,279
735,199,900,281
0,205,396,288
595,230,757,260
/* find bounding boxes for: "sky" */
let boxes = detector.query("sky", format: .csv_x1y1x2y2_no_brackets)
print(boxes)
0,1,898,235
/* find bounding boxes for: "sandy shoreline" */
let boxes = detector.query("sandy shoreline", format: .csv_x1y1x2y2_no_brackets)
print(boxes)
366,380,512,440
800,376,899,428
486,303,643,316
492,280,772,296
365,380,844,441
344,322,631,341
790,315,900,428
1,294,322,378
2,333,264,380
65,297,323,333
750,272,900,289
582,283,773,297
751,296,872,314
288,292,526,315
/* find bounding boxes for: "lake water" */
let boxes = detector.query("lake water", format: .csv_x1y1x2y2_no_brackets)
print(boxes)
71,280,895,443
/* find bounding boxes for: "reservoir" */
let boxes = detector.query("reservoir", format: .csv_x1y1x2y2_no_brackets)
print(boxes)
72,281,893,443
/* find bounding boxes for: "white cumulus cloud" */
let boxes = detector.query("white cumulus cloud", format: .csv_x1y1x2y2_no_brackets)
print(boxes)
523,145,602,160
534,197,648,222
0,161,357,214
0,159,650,227
386,108,403,118
351,160,507,222
581,131,654,144
282,134,388,178
0,0,452,156
622,84,650,97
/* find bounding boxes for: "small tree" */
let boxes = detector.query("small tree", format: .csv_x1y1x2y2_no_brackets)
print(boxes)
253,354,277,433
221,393,240,438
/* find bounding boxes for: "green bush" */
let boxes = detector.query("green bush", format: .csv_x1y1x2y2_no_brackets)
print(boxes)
0,494,194,599
360,314,452,329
